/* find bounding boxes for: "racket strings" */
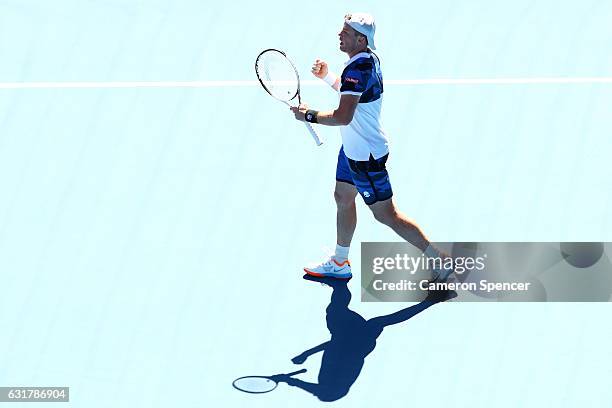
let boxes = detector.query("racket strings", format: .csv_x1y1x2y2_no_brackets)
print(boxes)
256,50,300,102
233,376,277,393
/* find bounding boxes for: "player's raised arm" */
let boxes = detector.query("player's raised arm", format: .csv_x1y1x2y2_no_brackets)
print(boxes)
312,59,340,91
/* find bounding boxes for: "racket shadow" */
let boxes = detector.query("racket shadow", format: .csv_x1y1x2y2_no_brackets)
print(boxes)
271,275,454,402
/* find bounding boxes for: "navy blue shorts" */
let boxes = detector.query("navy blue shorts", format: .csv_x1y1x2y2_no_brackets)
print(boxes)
336,146,393,205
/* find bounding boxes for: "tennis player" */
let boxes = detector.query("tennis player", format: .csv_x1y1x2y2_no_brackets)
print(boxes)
290,13,452,282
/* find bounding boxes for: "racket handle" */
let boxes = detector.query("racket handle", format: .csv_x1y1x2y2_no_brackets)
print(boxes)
304,122,323,146
283,102,323,146
284,369,307,377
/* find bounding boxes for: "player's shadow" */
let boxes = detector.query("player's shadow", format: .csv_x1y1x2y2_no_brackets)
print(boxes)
272,275,454,402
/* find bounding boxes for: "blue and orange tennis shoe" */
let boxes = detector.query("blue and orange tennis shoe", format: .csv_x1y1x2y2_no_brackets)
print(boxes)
304,257,352,280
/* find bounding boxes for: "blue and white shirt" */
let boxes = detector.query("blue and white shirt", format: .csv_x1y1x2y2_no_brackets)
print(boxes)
339,51,389,161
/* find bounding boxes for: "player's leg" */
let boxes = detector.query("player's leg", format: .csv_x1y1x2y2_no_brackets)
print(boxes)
335,181,357,248
304,148,355,279
348,153,453,282
368,198,429,251
334,147,358,256
368,199,452,281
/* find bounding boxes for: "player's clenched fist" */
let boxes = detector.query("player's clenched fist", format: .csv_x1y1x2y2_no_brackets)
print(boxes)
311,59,329,79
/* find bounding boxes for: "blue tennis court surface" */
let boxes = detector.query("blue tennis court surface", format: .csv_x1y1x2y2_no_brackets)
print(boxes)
1,1,611,407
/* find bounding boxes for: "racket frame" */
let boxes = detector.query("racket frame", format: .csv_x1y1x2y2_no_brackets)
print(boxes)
255,49,323,146
232,368,307,394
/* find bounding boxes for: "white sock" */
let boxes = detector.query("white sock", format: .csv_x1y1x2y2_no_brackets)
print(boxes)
334,244,350,262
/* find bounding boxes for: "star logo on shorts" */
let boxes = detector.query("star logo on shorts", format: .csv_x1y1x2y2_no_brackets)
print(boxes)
363,191,371,198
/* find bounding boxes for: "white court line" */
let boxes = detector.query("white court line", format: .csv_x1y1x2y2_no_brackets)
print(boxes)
0,77,611,89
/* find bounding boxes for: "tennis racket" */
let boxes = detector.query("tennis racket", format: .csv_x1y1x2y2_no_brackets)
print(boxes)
232,368,307,394
254,49,323,146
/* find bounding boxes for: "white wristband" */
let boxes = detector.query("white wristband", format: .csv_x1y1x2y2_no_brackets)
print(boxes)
322,71,338,87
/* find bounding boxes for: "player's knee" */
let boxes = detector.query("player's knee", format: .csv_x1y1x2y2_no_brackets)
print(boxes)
372,207,398,226
334,190,355,208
